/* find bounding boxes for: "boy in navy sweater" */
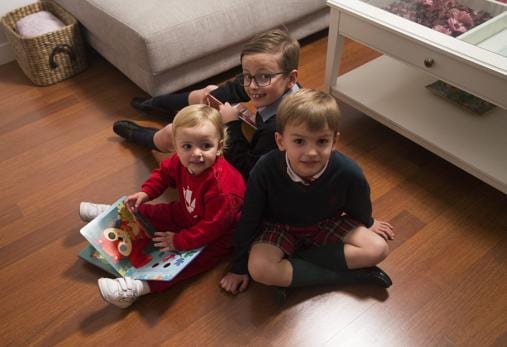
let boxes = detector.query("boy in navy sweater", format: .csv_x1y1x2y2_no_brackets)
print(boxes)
220,89,394,295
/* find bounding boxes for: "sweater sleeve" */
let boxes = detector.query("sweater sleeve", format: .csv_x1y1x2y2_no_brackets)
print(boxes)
172,193,241,250
224,118,277,181
343,170,374,228
230,163,268,274
141,155,178,199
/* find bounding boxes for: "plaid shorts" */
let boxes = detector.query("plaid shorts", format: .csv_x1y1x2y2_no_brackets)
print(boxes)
254,214,362,256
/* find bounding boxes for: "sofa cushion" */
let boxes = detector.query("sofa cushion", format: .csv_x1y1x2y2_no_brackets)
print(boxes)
53,0,328,94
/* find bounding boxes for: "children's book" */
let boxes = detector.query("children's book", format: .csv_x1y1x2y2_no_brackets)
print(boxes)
206,94,257,129
79,196,204,281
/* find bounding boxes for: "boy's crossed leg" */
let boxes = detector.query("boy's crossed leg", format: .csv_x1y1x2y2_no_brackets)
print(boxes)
343,225,390,269
248,243,293,287
248,224,391,290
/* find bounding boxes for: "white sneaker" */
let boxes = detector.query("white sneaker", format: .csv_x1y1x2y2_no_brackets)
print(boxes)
79,202,111,222
98,277,142,308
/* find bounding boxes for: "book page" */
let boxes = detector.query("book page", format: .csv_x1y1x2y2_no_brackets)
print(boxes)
80,197,203,280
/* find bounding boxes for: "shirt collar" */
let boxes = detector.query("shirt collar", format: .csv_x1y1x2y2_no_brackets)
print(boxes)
285,152,328,185
257,84,300,123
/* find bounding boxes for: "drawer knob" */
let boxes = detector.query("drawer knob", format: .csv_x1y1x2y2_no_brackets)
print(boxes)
424,58,434,68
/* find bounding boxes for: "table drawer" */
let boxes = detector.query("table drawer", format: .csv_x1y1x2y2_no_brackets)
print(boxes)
338,11,507,108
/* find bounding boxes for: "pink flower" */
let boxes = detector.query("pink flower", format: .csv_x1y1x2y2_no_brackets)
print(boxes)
448,18,467,33
457,11,474,27
448,8,460,19
444,0,456,8
419,0,433,6
384,0,492,36
433,24,452,35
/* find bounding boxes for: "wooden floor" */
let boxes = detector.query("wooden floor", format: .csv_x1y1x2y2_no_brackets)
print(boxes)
1,33,506,347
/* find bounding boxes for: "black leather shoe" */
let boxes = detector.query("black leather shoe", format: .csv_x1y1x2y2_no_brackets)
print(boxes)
130,96,167,116
361,267,392,288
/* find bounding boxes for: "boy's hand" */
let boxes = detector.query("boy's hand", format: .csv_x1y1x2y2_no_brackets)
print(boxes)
219,102,240,123
220,272,249,295
188,84,219,104
199,85,219,103
195,84,218,104
370,219,395,241
125,192,149,212
153,231,176,251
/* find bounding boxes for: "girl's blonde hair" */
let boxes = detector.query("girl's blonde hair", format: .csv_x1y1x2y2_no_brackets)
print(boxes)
173,104,228,151
277,89,340,135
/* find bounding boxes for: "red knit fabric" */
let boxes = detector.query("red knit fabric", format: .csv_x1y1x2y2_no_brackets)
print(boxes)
137,154,245,293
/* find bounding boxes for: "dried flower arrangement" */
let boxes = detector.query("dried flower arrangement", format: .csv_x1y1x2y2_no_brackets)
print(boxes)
426,80,496,114
383,0,493,36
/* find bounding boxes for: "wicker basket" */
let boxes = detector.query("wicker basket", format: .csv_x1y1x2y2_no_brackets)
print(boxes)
1,1,87,86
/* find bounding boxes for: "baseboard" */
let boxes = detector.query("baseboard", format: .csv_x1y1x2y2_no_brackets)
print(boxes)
0,41,16,66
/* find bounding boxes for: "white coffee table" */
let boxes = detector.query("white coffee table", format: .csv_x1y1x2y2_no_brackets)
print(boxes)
324,0,507,193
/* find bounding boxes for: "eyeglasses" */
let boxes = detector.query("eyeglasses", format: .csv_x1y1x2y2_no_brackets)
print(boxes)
236,72,286,87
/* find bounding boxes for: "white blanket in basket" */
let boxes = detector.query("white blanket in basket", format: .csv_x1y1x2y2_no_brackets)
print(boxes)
16,11,65,38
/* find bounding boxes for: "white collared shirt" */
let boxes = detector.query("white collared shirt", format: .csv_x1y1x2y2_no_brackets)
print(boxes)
256,84,300,123
285,152,329,185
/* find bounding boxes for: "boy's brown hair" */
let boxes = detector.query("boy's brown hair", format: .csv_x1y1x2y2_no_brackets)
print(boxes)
241,28,300,74
276,89,341,135
173,104,228,151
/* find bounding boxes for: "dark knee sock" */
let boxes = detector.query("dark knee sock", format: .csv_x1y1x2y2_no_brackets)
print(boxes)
132,128,158,150
288,257,357,287
151,92,190,116
289,257,392,288
113,121,160,151
294,243,348,272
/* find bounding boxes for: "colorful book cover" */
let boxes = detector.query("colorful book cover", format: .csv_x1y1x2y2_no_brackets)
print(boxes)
79,196,203,281
79,243,119,276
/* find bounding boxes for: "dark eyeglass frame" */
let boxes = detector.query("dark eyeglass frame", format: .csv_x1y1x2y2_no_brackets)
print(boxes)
236,72,287,87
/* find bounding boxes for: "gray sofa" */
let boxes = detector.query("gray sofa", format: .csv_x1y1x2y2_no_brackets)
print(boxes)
52,0,328,96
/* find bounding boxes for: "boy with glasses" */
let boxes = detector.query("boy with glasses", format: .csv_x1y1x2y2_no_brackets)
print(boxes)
111,28,300,181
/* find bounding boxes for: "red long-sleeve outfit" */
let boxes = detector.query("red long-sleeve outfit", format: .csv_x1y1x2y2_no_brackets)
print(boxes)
138,154,245,292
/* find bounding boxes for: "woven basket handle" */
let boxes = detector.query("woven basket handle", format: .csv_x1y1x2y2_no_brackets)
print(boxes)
49,44,76,69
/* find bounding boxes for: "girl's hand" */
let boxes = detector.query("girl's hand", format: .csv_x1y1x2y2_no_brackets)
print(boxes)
370,219,395,241
219,272,250,295
219,102,240,123
125,192,149,212
153,231,176,251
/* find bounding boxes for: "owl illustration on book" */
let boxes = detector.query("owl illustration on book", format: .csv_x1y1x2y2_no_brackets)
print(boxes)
97,204,152,268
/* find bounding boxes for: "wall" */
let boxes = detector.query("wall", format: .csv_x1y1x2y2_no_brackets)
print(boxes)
0,0,35,65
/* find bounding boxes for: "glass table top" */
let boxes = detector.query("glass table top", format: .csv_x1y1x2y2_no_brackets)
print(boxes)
361,0,507,57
